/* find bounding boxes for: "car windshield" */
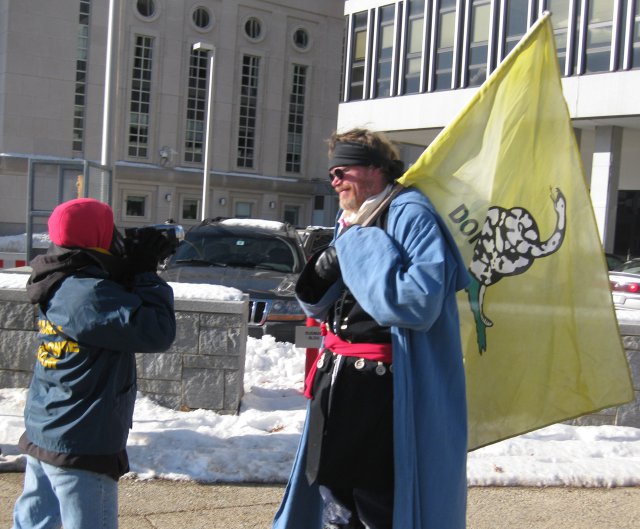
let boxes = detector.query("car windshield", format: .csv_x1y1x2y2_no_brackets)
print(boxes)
170,231,299,273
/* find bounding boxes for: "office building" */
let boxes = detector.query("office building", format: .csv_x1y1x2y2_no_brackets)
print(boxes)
337,0,640,258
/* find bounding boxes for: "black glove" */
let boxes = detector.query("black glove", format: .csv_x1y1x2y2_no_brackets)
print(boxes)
314,245,340,283
125,228,174,274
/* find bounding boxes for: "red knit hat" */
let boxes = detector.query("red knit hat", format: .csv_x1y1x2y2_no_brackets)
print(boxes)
48,198,114,250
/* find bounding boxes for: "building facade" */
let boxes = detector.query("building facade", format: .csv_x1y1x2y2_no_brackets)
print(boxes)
337,0,640,259
0,0,344,238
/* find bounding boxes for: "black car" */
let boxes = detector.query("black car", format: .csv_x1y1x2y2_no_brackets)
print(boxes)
160,218,307,343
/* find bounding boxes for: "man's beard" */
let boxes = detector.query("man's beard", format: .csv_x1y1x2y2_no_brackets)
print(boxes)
339,193,357,214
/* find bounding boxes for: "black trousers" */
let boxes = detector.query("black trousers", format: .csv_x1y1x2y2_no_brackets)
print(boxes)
305,351,394,496
320,485,394,529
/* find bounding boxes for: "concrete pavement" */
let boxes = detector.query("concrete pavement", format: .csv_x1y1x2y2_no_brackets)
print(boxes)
1,471,639,528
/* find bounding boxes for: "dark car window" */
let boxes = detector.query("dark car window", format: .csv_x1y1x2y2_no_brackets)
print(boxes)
619,260,640,275
171,232,299,273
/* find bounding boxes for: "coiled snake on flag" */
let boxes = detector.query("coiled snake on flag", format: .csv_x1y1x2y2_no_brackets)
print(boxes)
467,188,566,353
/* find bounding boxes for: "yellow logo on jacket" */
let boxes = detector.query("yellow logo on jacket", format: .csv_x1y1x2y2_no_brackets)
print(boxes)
37,320,79,368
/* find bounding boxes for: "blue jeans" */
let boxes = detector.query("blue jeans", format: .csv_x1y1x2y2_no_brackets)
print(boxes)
12,455,118,529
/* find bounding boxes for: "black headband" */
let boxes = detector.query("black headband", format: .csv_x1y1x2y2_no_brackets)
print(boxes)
328,141,388,170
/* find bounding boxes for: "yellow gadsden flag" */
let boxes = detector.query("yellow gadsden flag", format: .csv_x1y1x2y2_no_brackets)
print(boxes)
398,13,634,450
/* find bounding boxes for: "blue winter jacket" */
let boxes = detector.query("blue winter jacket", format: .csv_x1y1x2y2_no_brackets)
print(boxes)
24,267,176,456
273,187,470,529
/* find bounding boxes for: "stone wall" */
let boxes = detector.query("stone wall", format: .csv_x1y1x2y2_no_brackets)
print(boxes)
0,286,248,415
569,318,640,427
2,280,639,425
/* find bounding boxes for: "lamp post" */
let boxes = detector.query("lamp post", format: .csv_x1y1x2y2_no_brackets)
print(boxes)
193,42,215,220
100,0,118,204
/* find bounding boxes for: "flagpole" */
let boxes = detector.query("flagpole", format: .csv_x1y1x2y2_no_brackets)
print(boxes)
361,183,405,227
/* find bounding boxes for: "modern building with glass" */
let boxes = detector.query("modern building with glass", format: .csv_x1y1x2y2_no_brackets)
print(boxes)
337,0,640,258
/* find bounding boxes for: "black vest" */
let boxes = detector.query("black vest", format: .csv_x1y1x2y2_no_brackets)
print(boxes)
326,288,391,343
327,209,391,344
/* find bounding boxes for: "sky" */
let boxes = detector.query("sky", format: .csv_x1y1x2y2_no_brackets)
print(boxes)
1,259,640,487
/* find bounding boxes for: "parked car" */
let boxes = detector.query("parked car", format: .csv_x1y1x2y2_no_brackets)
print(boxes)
605,252,625,271
609,259,640,312
160,218,307,343
299,226,334,257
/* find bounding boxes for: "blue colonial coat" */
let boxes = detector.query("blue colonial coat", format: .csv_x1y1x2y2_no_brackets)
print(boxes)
273,187,470,529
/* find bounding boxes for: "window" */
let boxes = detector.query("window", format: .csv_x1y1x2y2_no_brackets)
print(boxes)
374,4,397,97
502,0,530,58
192,7,211,29
245,17,263,40
123,192,150,220
465,0,491,87
633,5,640,68
136,0,156,18
433,0,457,91
583,0,615,73
235,201,253,218
548,0,572,74
128,35,154,158
184,48,210,163
284,205,300,226
286,65,307,173
72,0,91,153
293,28,310,50
237,55,260,168
180,197,200,221
349,12,368,100
403,0,425,95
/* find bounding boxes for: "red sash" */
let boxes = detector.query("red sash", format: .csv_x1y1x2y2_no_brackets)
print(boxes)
304,324,393,399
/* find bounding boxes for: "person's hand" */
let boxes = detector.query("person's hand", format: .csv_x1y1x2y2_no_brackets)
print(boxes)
125,228,174,274
314,246,340,283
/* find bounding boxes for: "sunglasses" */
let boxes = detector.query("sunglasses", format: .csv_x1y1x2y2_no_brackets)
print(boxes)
329,167,348,182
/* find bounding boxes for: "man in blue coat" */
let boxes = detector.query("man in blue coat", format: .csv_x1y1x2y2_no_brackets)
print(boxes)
12,198,176,529
273,129,469,529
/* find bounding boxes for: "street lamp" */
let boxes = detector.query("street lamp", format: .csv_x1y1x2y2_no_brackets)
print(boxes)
193,42,215,220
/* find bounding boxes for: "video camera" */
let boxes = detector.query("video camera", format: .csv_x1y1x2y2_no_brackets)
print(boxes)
124,223,185,251
111,223,185,263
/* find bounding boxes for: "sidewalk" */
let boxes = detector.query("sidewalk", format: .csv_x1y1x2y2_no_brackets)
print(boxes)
1,471,639,528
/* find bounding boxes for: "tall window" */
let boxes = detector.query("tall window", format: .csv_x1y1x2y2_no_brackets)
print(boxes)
286,65,307,173
72,0,91,153
433,0,457,91
403,0,425,94
633,4,640,68
184,48,209,163
465,0,491,87
349,12,369,99
548,0,572,74
583,0,616,73
237,55,260,169
128,35,154,158
374,4,397,97
502,0,531,59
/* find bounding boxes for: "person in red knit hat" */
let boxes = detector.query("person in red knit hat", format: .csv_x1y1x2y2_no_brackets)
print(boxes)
11,198,177,529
